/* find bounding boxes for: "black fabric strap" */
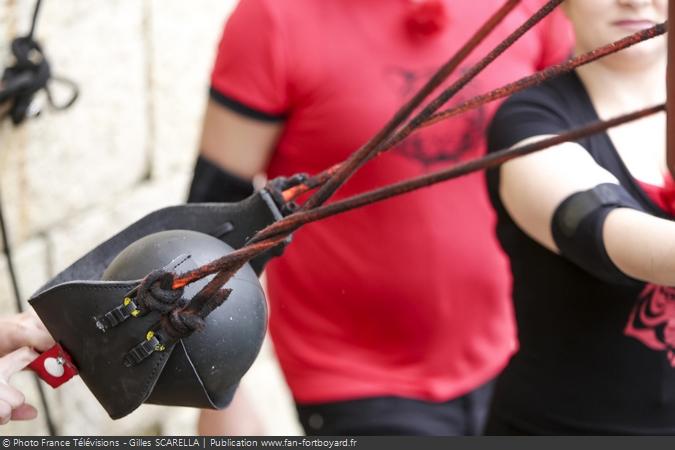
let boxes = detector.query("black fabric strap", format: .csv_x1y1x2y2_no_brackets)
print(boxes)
93,299,138,332
187,155,254,203
123,333,164,367
209,87,285,122
551,183,643,285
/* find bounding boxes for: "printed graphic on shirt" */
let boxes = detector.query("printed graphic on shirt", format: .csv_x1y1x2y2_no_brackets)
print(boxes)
384,67,487,169
624,284,675,366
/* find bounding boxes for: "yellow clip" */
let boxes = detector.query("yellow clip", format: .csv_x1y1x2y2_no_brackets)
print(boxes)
123,297,140,317
145,330,166,352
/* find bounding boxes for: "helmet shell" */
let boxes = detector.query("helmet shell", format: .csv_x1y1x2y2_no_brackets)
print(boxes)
101,229,267,410
29,200,277,419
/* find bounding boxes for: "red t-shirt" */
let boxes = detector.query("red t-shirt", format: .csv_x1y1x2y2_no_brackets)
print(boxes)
211,0,572,404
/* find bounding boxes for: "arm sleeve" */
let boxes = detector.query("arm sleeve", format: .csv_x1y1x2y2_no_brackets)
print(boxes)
485,86,570,208
487,88,570,153
210,0,289,121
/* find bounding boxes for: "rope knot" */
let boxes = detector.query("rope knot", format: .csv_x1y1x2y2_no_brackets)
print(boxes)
136,269,184,314
158,286,233,342
161,309,206,341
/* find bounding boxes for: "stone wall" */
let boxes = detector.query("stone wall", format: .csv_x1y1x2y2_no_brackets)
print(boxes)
0,0,300,436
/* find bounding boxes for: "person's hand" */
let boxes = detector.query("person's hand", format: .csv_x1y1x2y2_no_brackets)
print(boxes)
0,347,40,424
0,311,54,357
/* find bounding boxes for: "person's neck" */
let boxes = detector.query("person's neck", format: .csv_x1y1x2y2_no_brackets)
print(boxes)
576,54,666,118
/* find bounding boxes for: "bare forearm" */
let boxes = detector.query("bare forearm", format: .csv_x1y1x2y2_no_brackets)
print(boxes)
604,208,675,286
199,100,282,179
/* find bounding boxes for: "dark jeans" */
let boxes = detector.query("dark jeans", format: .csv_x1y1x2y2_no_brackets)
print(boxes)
296,380,495,436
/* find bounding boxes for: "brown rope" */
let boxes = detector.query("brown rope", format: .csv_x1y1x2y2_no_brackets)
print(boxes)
301,0,563,211
173,103,666,290
169,0,524,293
279,0,524,203
405,22,668,141
667,4,675,177
169,4,664,323
283,22,668,202
173,236,286,289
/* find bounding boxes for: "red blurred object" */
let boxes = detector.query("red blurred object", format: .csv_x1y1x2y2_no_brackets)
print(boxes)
28,343,78,388
405,0,448,38
636,172,675,216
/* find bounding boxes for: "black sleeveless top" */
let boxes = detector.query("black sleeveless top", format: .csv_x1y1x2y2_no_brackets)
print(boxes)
486,71,675,435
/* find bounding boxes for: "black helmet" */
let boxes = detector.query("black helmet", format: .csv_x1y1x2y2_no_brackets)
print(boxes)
30,194,282,419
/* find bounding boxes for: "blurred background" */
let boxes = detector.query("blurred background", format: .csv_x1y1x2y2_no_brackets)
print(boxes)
0,0,300,436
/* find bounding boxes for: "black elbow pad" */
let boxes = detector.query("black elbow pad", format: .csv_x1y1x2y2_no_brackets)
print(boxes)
551,183,643,285
187,155,254,203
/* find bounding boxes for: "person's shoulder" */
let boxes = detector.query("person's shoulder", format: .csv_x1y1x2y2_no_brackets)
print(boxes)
233,0,323,37
488,72,582,152
242,0,315,19
498,71,581,121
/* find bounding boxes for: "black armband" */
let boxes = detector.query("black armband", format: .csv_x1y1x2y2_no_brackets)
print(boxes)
551,183,643,285
187,155,254,203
